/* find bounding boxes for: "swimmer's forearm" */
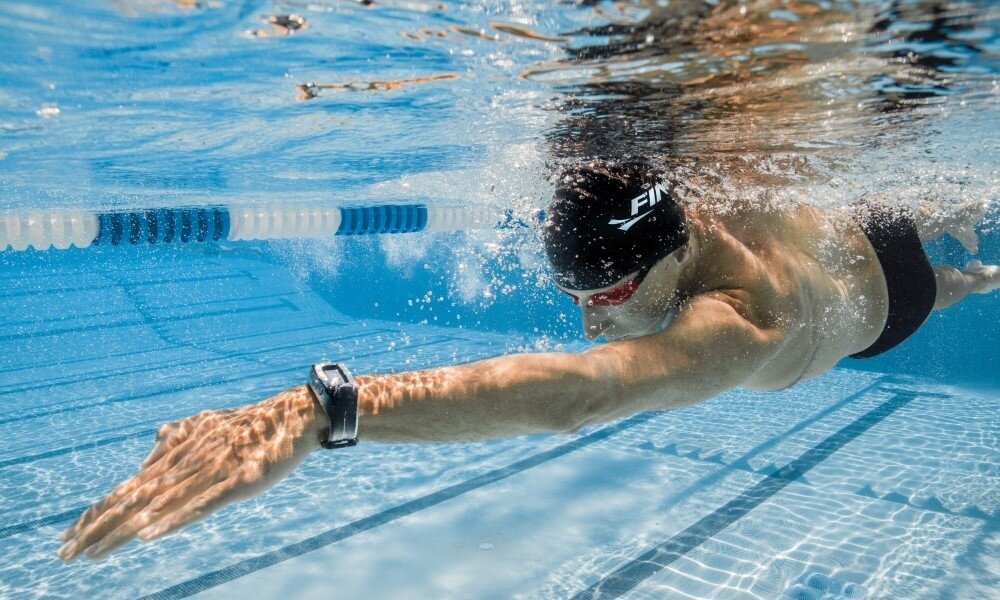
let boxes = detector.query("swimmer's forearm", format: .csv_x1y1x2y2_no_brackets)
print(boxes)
296,297,772,445
351,352,617,443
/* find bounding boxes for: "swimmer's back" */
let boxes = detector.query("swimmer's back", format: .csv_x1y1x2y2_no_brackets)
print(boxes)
682,201,889,389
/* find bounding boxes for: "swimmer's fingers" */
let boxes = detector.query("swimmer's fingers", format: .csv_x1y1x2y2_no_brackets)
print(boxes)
59,447,210,561
83,468,224,561
67,464,205,561
58,437,204,557
61,389,322,560
138,476,246,542
61,435,201,541
60,445,179,544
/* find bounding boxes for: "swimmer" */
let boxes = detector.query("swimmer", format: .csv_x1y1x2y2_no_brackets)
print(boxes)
58,162,998,561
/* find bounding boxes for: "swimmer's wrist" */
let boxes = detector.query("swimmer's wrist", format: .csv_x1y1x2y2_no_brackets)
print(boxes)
294,384,331,449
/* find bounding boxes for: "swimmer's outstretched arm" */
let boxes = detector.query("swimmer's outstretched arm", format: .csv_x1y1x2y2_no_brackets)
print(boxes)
358,293,783,440
58,292,781,562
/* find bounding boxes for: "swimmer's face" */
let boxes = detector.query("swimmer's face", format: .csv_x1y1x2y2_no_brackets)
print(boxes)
555,246,690,342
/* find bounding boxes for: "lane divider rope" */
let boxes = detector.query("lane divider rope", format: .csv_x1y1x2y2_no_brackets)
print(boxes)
0,205,543,251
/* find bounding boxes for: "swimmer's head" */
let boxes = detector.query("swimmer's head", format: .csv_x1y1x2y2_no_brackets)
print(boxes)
542,161,692,341
542,161,689,290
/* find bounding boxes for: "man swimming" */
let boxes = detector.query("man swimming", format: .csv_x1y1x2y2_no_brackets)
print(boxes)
58,162,999,561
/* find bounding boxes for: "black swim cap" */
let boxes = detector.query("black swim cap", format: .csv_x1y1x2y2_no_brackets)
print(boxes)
542,162,688,290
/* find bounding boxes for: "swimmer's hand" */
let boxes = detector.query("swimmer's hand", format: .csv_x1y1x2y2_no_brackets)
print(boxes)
57,386,327,562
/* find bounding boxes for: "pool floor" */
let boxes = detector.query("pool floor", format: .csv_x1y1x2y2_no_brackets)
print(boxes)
1,249,997,599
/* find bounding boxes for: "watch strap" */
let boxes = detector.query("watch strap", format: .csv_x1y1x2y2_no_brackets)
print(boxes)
308,362,359,449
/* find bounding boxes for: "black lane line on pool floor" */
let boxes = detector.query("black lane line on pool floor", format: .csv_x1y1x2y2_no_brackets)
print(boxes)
0,378,894,541
1,395,644,540
0,301,292,344
0,316,347,378
0,290,298,334
571,391,916,600
136,412,659,600
0,506,91,540
0,332,439,428
0,324,377,398
0,336,470,470
130,380,895,599
0,271,255,301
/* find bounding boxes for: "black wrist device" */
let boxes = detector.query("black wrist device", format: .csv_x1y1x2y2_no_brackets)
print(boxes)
308,362,359,449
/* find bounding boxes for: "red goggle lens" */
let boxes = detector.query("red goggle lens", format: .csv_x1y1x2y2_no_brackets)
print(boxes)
589,278,641,306
561,271,646,307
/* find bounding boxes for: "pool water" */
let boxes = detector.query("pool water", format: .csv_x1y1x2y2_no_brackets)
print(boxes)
1,248,997,599
1,0,998,598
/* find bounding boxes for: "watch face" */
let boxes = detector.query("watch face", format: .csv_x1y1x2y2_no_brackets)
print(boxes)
319,364,346,386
